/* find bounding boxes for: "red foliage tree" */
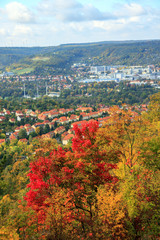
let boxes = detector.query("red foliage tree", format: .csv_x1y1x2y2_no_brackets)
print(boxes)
24,120,119,238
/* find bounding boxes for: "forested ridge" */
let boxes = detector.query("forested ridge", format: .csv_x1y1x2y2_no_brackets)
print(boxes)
0,92,160,239
1,40,160,75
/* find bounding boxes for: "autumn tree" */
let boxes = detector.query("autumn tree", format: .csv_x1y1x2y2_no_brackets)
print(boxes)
97,106,150,174
97,105,160,239
24,120,119,239
147,92,160,122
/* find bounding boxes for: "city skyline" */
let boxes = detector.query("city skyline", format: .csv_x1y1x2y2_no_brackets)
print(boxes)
0,0,160,47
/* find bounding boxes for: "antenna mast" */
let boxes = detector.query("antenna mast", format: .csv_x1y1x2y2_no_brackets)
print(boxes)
37,84,39,98
45,82,48,95
23,83,26,97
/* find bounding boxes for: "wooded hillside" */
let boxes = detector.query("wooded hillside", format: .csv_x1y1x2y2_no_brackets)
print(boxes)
0,92,160,239
1,40,160,75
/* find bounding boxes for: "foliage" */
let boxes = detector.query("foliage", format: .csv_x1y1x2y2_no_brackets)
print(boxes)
97,185,129,239
147,92,160,122
0,94,160,239
24,120,118,239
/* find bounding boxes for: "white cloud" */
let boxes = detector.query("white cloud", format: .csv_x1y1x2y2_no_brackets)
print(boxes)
6,2,35,23
38,0,81,14
0,0,159,46
128,16,140,23
53,0,81,9
115,3,147,18
38,0,116,22
12,25,33,36
93,20,125,32
0,28,6,36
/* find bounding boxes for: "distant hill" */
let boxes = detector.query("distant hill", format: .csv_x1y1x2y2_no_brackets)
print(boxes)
0,40,160,74
0,47,56,67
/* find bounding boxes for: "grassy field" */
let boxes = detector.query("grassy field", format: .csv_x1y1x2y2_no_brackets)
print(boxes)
12,67,34,75
32,56,50,61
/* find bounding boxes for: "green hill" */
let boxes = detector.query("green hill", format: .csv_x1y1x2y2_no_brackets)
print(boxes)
1,40,160,74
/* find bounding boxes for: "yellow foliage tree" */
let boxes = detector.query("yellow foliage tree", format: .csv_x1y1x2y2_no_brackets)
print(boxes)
0,226,19,240
96,185,129,239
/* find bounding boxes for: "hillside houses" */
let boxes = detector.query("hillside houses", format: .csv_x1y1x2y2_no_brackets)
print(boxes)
59,108,74,115
71,120,87,128
58,116,70,125
48,111,59,118
40,131,55,139
0,103,147,146
76,107,93,112
98,116,111,127
54,126,65,135
80,111,102,120
33,122,45,129
69,114,79,122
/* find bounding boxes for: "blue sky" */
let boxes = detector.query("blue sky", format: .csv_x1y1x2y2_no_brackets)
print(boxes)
0,0,159,46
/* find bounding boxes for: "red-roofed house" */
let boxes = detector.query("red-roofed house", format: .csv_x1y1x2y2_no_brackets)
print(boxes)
54,126,65,135
15,110,23,116
24,124,31,128
87,112,99,118
5,110,10,115
38,114,47,121
76,107,93,112
15,127,21,132
10,132,19,140
43,120,50,125
0,111,5,116
61,131,69,139
41,111,49,116
30,111,37,117
32,122,44,129
49,122,55,129
15,126,25,132
25,127,35,135
69,114,80,122
48,111,59,118
71,120,87,128
9,118,16,123
62,134,74,145
98,116,111,127
80,112,89,120
59,108,74,115
52,118,58,122
41,131,55,139
0,116,6,122
24,109,32,114
58,116,69,125
19,138,28,143
35,110,41,114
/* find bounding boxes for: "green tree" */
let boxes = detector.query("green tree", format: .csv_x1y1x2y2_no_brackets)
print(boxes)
18,129,27,139
44,124,50,134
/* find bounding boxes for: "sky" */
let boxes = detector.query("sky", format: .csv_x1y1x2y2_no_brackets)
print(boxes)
0,0,160,47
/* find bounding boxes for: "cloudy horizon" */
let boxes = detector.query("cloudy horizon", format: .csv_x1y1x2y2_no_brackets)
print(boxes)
0,0,159,47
